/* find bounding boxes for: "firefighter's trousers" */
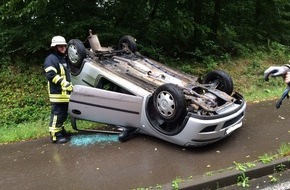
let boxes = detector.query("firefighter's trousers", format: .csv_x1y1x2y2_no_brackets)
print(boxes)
49,103,69,141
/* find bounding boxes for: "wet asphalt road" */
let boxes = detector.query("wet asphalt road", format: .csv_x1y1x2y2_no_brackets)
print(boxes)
1,99,290,190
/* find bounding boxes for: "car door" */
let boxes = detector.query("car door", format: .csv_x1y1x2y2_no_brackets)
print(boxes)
69,85,143,127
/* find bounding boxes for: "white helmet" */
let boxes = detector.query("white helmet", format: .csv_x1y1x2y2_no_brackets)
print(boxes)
50,36,67,47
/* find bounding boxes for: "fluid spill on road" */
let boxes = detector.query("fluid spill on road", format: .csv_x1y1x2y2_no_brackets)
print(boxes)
70,134,119,146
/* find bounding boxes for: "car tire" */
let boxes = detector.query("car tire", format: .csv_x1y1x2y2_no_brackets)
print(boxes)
153,83,186,123
203,70,234,95
67,39,87,68
118,35,137,53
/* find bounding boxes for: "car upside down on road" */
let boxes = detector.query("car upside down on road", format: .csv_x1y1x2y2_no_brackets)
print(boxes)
67,30,246,147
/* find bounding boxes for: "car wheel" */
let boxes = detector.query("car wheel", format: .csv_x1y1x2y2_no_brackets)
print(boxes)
153,83,186,123
67,39,86,67
203,70,233,95
118,35,137,53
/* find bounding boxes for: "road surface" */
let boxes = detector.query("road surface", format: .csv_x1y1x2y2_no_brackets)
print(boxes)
1,99,290,190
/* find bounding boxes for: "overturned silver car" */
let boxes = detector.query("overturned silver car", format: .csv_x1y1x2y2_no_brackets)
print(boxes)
67,30,246,147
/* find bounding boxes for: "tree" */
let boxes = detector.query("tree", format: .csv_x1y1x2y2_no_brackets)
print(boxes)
1,0,290,64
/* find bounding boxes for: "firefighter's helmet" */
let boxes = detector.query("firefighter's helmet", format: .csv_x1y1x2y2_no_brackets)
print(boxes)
51,36,67,47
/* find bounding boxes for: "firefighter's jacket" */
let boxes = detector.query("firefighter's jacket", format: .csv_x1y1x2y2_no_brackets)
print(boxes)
44,52,71,103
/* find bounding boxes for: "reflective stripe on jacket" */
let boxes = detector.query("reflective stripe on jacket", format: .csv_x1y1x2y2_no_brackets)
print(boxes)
44,53,71,103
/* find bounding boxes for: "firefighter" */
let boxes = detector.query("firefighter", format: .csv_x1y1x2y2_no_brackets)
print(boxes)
44,36,73,144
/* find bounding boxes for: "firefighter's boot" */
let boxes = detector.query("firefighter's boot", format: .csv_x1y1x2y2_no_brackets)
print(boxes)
118,127,137,142
50,132,69,144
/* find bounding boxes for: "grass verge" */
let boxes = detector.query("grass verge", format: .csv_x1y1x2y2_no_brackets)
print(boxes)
1,49,290,143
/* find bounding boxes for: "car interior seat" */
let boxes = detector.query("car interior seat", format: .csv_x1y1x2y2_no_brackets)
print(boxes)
88,30,113,52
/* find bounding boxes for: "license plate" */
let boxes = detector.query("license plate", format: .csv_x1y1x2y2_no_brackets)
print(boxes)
226,122,242,134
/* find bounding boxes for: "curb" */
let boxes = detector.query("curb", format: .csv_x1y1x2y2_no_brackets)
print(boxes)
159,156,290,190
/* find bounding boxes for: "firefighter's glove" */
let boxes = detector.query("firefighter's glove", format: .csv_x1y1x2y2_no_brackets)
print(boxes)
61,80,73,91
264,65,290,81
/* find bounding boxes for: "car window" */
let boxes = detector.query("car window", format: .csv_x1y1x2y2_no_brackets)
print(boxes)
96,77,133,95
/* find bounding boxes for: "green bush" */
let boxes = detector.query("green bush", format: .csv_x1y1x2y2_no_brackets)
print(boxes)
0,63,49,128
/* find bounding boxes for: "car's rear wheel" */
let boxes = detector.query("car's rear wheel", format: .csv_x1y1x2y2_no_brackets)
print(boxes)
67,39,87,68
118,35,137,53
203,70,233,95
153,83,186,123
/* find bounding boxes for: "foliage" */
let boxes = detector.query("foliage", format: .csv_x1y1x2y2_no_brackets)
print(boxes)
0,119,48,143
0,63,49,128
1,1,290,65
233,161,256,172
172,177,182,190
276,163,287,172
258,153,276,164
237,172,250,188
233,161,248,172
278,142,290,156
268,175,278,183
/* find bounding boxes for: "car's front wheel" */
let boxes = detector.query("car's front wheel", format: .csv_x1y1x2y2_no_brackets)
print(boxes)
153,83,186,123
203,70,234,95
67,39,87,68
